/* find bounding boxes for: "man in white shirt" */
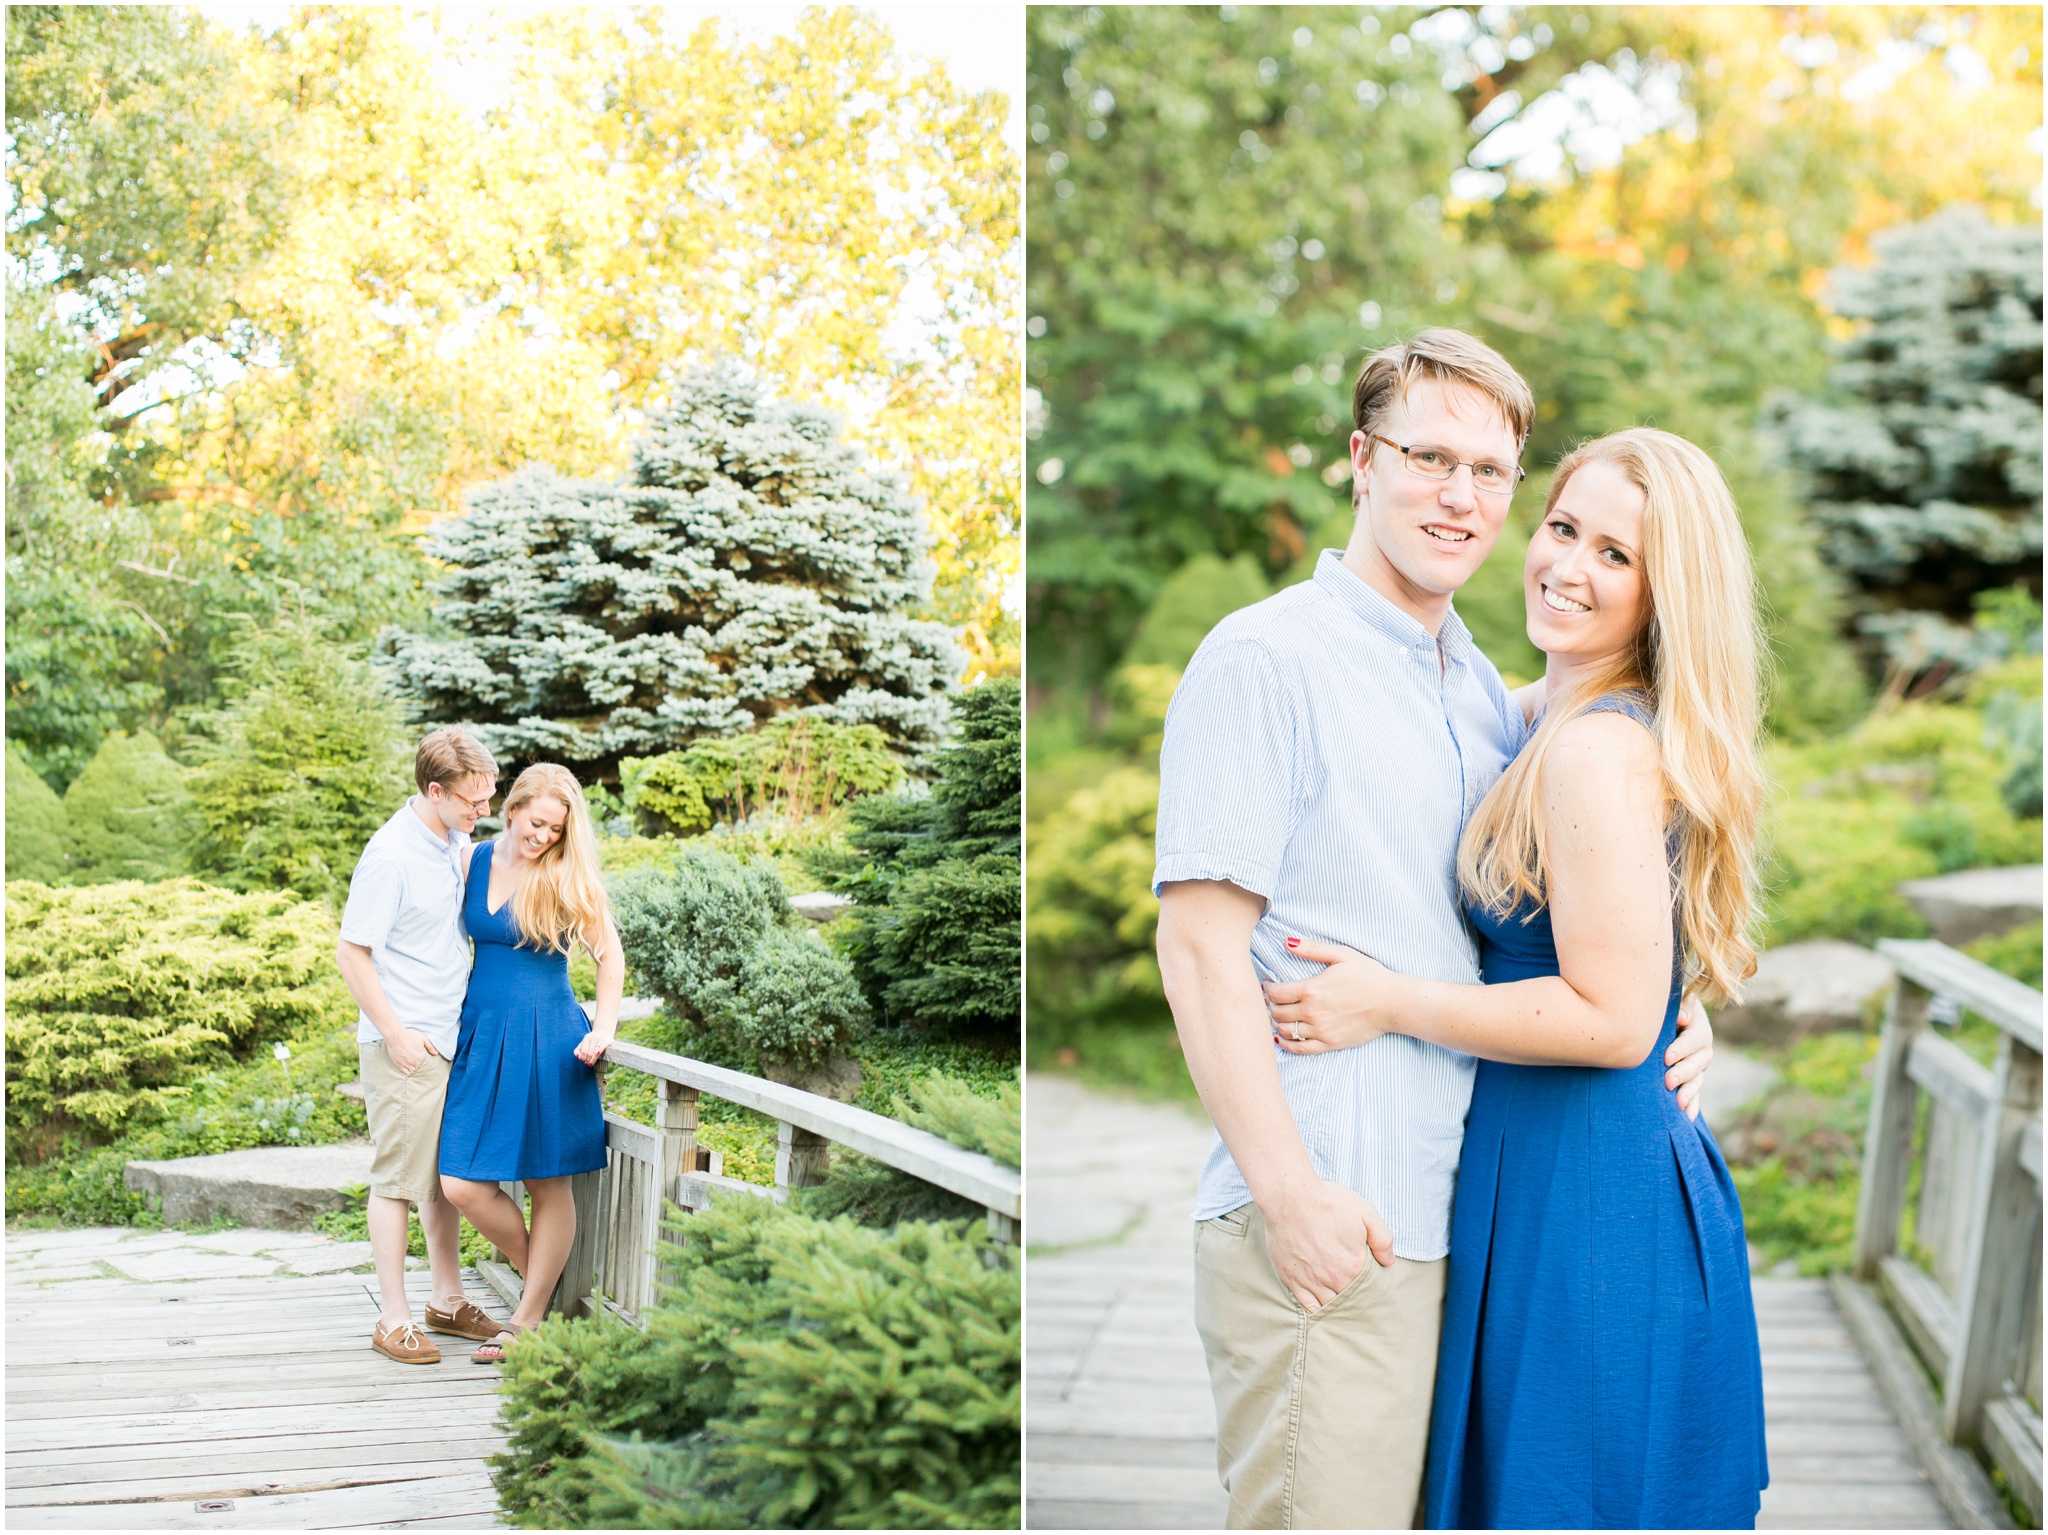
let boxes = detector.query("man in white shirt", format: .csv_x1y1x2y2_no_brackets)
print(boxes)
336,727,501,1365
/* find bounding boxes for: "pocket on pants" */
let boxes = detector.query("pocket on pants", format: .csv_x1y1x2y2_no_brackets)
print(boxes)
1299,1250,1381,1322
1195,1203,1253,1257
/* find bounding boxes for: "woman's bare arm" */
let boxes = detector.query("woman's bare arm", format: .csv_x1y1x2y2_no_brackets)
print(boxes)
1267,713,1674,1069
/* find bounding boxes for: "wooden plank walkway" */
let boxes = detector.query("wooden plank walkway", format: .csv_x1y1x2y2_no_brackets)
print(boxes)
1024,1072,1954,1530
7,1240,513,1530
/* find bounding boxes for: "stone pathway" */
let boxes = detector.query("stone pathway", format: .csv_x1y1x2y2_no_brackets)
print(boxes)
1024,1070,1952,1530
8,1223,401,1287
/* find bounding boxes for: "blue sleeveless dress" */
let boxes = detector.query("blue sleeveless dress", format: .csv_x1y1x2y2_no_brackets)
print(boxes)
1423,696,1768,1530
438,840,607,1183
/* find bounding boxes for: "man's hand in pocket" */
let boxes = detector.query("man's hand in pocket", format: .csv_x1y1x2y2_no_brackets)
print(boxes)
1262,1180,1394,1310
387,1028,438,1075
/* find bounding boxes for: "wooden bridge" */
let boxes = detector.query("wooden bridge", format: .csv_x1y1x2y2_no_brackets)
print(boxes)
1028,934,2040,1530
5,1037,1020,1529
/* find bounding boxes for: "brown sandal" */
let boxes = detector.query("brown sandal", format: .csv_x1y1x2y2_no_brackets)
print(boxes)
425,1297,502,1342
471,1322,525,1365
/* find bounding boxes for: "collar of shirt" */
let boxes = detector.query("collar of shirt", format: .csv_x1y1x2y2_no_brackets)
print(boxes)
1310,548,1477,675
401,796,470,876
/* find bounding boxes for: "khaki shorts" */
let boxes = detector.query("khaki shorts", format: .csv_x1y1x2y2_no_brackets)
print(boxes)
1193,1202,1448,1530
359,1042,450,1205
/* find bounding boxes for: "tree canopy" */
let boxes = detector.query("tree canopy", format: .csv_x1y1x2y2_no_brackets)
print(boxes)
6,6,1019,785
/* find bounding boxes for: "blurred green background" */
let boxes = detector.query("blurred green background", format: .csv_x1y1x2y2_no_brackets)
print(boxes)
1022,5,2042,1270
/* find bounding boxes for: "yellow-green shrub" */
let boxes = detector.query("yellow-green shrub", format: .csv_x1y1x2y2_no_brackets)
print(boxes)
5,878,354,1158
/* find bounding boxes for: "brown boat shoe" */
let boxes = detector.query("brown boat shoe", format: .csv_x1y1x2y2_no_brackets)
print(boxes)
372,1318,441,1365
424,1297,501,1342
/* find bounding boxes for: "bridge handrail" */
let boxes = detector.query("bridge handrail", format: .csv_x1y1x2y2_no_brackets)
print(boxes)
601,1038,1020,1217
1877,938,2043,1051
1854,937,2042,1526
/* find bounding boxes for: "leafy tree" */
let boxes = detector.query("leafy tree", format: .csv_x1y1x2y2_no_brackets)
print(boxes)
808,678,1020,1040
62,730,191,884
183,616,414,907
6,746,68,884
4,281,167,787
4,4,285,420
1765,207,2043,677
1122,553,1272,672
390,366,961,777
1026,5,1479,686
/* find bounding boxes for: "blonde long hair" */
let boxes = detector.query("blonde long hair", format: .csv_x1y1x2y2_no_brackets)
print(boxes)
499,763,610,958
1458,428,1766,1003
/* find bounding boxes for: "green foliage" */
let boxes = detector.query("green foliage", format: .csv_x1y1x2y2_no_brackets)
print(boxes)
5,879,355,1161
1121,553,1272,671
389,366,961,777
805,679,1021,1041
1026,760,1166,1044
493,1195,1019,1530
897,1072,1020,1170
793,1068,1020,1227
61,730,191,883
611,845,868,1067
1767,208,2043,672
1963,920,2044,992
6,745,69,883
1762,664,2044,947
6,1017,368,1224
626,718,903,836
1725,1030,1880,1276
3,280,168,789
1025,5,1478,685
183,615,414,907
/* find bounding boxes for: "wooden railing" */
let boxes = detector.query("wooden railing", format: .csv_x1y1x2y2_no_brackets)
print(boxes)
1852,938,2041,1525
479,1037,1021,1327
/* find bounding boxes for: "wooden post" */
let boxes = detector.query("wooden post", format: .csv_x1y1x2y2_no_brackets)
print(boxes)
1856,979,1930,1279
656,1079,700,1200
552,1169,604,1318
1941,1032,2043,1443
776,1121,831,1190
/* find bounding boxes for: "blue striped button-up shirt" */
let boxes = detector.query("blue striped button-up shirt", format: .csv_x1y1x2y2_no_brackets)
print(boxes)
1154,550,1527,1259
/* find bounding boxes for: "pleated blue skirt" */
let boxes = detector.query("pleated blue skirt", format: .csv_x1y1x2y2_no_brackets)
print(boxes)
1424,894,1769,1529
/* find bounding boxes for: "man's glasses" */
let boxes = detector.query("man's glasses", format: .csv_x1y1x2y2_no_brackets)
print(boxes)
1371,434,1524,498
435,786,494,815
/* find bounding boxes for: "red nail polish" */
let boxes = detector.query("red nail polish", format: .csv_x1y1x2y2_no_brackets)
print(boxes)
1286,936,1299,949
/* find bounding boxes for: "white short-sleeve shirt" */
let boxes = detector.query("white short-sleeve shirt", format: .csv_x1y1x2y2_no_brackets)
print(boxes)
338,800,473,1058
1154,550,1527,1260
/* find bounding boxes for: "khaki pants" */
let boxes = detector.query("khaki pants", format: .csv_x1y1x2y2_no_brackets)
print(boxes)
359,1042,450,1205
1193,1202,1448,1530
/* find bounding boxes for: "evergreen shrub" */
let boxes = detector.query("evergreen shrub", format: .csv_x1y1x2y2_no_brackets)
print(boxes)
493,1196,1019,1530
8,1018,368,1225
184,616,413,907
807,678,1020,1041
389,365,961,776
4,878,355,1159
625,717,903,835
611,845,868,1066
62,729,191,883
6,744,68,883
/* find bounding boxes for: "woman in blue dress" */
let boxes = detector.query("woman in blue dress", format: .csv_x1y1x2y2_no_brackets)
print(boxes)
1267,428,1770,1528
441,762,620,1363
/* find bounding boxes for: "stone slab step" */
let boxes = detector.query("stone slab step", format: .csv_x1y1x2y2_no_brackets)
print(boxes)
1897,864,2042,947
124,1143,374,1229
